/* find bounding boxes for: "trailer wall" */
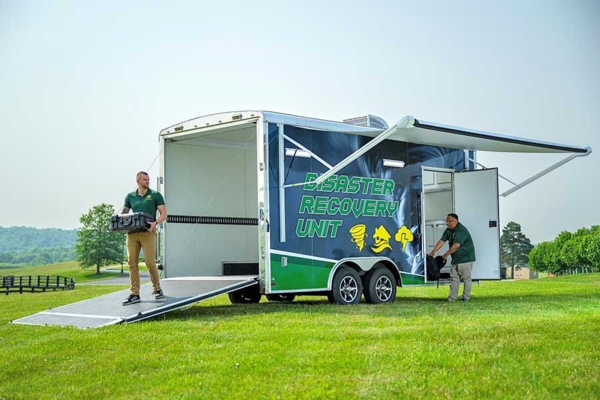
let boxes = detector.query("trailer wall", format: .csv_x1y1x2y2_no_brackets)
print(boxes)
163,127,259,277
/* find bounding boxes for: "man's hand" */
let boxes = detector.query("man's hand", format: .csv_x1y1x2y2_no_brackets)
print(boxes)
427,252,434,257
148,221,157,232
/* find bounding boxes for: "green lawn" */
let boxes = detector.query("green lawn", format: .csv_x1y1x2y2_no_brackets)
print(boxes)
1,273,599,399
0,260,146,283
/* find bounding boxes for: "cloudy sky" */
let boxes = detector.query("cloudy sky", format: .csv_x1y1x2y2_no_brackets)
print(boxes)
1,0,598,243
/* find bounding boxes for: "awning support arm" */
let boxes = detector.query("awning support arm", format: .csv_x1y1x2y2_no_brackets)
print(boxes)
500,147,592,197
467,157,518,186
284,115,415,188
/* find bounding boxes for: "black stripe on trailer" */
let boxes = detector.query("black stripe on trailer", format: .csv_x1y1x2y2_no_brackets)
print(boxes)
168,215,258,226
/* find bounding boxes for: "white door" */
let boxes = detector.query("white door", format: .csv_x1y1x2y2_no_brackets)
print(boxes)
454,168,500,280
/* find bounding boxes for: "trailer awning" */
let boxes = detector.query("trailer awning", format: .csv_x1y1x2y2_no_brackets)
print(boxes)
401,119,591,154
300,115,591,197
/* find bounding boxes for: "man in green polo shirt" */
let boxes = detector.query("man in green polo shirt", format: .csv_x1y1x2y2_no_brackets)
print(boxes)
120,171,167,305
428,213,476,301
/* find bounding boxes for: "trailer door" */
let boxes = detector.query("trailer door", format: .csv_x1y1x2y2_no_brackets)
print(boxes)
454,168,500,280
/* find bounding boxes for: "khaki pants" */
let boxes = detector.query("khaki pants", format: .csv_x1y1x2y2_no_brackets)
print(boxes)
449,262,474,300
126,231,161,296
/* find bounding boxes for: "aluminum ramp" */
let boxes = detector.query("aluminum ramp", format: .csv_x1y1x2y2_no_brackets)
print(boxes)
11,276,258,329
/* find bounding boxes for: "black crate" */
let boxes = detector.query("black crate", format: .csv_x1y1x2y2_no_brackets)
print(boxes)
110,212,155,233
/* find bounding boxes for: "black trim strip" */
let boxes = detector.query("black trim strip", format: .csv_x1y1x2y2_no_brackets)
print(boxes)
168,215,258,226
413,119,588,154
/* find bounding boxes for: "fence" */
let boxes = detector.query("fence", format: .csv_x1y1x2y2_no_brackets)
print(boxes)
2,275,75,295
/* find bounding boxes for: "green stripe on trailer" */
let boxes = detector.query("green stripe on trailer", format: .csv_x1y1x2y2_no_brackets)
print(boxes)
270,253,335,291
312,258,336,289
399,273,425,286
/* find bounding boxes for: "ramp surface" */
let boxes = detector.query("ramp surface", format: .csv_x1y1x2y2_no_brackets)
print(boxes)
11,276,257,329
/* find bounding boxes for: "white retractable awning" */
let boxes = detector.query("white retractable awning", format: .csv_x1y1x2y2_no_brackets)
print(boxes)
297,115,591,197
407,119,590,154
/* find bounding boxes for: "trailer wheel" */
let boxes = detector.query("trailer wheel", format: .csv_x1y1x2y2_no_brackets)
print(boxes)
330,267,362,305
228,287,262,304
363,268,396,304
266,294,296,302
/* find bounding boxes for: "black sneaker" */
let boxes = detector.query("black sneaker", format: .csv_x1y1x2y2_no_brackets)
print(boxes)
153,290,164,299
122,294,141,305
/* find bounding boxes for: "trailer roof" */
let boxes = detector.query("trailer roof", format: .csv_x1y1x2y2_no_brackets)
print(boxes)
160,111,590,155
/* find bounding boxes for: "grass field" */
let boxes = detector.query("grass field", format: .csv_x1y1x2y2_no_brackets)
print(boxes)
0,264,599,399
0,260,145,283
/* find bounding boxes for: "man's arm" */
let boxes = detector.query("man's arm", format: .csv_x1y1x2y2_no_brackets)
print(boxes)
119,206,131,214
442,243,461,262
428,240,446,257
148,204,167,232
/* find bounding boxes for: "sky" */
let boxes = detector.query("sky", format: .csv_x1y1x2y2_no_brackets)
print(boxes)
1,0,598,244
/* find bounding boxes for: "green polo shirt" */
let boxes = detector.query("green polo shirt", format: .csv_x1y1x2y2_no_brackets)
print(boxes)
441,222,476,264
124,188,165,219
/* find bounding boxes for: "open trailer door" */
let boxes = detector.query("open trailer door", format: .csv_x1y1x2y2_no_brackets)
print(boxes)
454,168,500,280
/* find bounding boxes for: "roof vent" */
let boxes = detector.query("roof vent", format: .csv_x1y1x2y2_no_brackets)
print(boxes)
343,114,388,130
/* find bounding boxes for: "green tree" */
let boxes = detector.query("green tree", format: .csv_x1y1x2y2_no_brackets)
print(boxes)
75,203,123,274
529,241,552,272
560,228,591,273
550,231,572,274
583,226,600,272
500,221,534,279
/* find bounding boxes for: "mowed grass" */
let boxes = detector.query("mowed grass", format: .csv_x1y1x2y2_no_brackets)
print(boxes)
0,260,143,283
1,272,599,400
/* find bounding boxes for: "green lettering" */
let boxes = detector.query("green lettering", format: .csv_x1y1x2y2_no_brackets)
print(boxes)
304,173,318,191
314,220,328,238
339,198,352,215
387,201,400,217
313,196,329,215
347,177,361,194
383,179,395,196
296,219,309,237
320,175,336,192
363,199,377,217
351,198,366,218
299,196,315,214
329,220,343,238
327,197,340,215
375,201,387,217
371,179,385,196
360,177,374,194
334,175,349,193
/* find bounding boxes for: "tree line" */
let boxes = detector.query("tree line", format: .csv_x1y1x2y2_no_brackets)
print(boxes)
0,247,77,268
528,226,600,275
0,226,78,268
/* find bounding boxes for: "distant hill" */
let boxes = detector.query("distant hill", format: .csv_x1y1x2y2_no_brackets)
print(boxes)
0,226,78,267
0,226,77,252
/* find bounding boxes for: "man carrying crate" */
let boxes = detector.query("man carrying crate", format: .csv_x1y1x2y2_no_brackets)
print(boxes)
120,171,167,305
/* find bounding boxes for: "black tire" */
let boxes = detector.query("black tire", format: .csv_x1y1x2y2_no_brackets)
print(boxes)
228,287,262,304
266,294,296,302
330,266,363,305
363,267,396,304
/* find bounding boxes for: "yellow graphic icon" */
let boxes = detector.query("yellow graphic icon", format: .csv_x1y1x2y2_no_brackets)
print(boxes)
349,224,368,252
395,226,414,251
371,225,392,253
